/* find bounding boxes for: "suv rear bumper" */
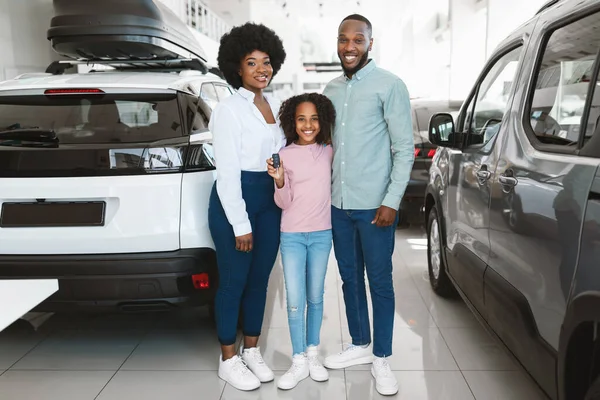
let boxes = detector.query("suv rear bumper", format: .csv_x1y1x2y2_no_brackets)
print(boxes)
400,179,427,224
0,248,218,312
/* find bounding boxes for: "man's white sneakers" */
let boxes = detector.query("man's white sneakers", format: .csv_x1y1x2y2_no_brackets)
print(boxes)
323,345,398,396
277,354,310,390
371,357,398,396
218,355,261,391
323,344,374,369
307,345,329,382
240,346,274,383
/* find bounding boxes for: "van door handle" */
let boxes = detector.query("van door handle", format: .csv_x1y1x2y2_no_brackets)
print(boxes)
499,175,517,186
499,174,518,192
476,170,492,181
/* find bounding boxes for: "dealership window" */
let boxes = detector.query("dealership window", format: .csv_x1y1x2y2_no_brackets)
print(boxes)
527,12,600,150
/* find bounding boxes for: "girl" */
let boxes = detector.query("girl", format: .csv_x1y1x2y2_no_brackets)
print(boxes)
208,22,286,392
266,93,336,390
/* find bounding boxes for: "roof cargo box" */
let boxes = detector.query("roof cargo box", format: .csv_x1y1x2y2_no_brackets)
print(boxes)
47,0,207,62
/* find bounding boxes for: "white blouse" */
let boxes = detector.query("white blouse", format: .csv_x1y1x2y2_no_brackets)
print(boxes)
209,87,286,237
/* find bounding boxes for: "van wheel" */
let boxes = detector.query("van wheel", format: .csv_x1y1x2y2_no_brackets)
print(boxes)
427,207,456,298
585,374,600,400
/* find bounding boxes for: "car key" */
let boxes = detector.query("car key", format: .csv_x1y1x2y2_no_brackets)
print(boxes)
272,153,280,169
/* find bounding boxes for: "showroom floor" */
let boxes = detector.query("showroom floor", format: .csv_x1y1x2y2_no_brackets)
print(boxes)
0,227,548,400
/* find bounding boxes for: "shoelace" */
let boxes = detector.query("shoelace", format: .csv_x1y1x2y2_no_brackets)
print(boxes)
338,343,362,355
373,358,393,378
231,357,252,375
286,359,306,376
246,349,266,365
308,355,323,368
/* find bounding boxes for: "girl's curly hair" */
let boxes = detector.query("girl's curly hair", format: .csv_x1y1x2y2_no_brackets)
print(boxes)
278,93,336,146
217,23,286,89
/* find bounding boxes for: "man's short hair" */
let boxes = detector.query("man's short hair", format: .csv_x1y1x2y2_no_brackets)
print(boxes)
340,14,373,37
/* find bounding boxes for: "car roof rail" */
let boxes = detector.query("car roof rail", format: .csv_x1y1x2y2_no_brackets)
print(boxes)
536,0,560,15
208,67,224,80
45,58,209,75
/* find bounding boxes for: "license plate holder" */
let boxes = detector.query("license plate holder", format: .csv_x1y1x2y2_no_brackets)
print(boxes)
0,201,106,227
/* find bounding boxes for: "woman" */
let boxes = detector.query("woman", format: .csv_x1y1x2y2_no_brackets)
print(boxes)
207,22,286,392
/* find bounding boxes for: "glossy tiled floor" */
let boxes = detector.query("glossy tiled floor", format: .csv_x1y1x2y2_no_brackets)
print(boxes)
0,227,549,400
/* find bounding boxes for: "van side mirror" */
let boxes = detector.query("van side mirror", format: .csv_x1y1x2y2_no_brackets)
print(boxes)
429,113,458,148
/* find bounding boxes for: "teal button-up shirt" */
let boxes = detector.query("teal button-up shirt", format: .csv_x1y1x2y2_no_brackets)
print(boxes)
323,60,414,211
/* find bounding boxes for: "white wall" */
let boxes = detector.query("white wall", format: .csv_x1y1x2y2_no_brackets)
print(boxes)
158,0,187,21
373,0,452,100
487,0,546,55
385,0,547,101
448,0,488,100
0,0,58,81
205,0,252,27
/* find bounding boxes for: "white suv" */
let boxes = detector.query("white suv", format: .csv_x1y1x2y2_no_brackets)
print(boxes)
0,60,232,312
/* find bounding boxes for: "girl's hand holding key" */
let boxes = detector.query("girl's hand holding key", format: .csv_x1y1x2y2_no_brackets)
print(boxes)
266,156,284,188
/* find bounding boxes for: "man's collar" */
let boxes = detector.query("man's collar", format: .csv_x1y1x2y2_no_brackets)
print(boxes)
345,59,376,81
237,86,256,101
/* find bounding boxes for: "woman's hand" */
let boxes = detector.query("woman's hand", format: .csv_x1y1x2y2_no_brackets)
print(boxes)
235,233,253,252
266,158,285,188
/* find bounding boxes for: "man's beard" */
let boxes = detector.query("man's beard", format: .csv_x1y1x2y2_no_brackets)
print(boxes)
339,51,370,76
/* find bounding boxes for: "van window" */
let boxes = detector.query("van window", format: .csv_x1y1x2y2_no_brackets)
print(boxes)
528,12,600,149
462,46,522,147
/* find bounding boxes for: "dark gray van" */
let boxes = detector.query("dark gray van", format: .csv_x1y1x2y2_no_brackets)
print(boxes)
425,1,600,399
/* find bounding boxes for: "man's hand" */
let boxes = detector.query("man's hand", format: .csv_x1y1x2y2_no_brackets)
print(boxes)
372,205,397,227
235,233,253,252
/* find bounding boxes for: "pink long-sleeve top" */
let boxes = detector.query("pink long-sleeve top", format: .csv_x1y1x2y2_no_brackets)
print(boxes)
274,143,333,233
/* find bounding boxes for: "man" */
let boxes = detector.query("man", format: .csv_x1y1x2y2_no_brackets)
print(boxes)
322,14,414,396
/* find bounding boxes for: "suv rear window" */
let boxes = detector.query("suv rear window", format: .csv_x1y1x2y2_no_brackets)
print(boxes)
0,93,183,144
0,92,199,178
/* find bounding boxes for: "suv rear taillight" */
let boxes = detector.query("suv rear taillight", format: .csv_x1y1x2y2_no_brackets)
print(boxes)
184,144,215,172
192,273,210,289
415,146,437,159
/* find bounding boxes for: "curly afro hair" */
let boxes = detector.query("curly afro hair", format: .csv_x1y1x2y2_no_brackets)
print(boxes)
278,93,336,146
217,23,286,89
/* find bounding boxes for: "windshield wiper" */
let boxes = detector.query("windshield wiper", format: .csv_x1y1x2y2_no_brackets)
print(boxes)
0,129,58,148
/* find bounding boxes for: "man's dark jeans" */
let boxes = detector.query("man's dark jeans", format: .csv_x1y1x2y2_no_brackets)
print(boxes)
331,206,398,357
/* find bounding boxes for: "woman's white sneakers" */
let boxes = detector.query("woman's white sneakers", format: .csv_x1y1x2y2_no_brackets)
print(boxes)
218,346,273,392
218,355,261,391
240,346,274,382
